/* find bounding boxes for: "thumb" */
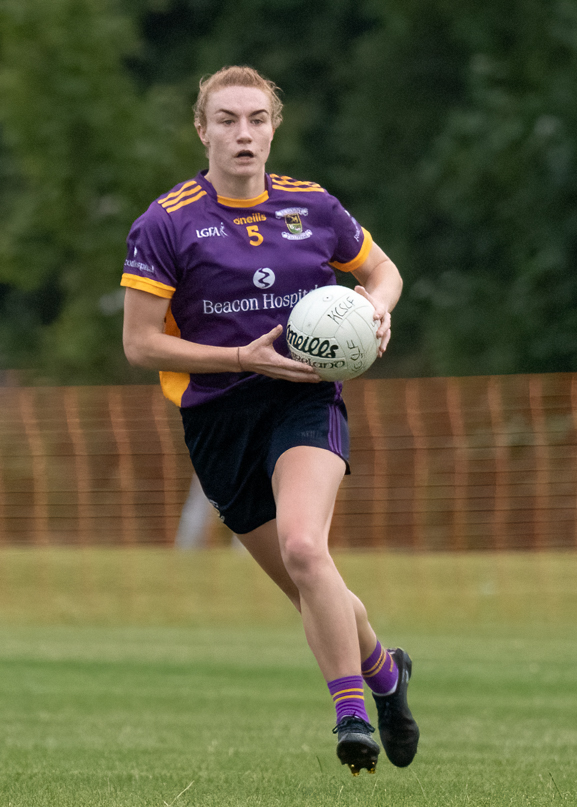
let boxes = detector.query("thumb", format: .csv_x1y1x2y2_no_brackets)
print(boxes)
262,324,283,343
354,286,381,319
354,285,371,303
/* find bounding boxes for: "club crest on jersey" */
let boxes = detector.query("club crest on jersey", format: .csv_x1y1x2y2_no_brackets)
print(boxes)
286,213,303,235
275,207,312,241
196,222,228,239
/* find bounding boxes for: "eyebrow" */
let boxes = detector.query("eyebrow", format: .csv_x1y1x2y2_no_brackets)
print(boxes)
215,108,270,117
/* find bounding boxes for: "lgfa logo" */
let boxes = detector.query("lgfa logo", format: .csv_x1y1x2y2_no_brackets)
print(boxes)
196,222,228,239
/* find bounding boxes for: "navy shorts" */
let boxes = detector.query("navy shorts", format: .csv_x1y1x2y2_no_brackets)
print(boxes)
180,378,350,535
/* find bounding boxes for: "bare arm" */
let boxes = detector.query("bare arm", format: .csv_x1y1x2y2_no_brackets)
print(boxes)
123,287,320,382
351,242,403,356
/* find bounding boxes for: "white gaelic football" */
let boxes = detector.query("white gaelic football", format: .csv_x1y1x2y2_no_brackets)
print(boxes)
286,285,380,381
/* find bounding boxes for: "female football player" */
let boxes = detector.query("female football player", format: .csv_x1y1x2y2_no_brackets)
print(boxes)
121,65,419,775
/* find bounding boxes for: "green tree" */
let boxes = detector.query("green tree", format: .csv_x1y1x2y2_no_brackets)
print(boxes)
2,0,577,382
416,0,577,375
323,0,471,375
0,0,201,383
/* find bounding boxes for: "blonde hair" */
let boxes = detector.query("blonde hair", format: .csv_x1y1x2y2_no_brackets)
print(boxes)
193,66,283,129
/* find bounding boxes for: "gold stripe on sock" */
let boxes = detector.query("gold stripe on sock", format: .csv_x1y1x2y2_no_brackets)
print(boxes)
332,687,365,702
363,648,386,678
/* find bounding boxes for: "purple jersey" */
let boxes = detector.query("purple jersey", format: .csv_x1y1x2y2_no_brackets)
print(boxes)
121,170,373,407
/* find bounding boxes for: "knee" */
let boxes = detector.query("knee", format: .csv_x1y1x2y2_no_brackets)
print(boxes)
280,532,331,587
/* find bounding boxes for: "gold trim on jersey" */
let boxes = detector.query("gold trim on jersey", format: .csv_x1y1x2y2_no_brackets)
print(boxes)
270,174,324,193
330,228,373,273
160,370,190,406
163,191,207,213
121,273,175,299
159,307,190,406
158,180,201,204
217,190,269,208
159,187,207,214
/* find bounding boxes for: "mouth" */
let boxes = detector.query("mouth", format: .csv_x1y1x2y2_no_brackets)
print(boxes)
235,150,255,159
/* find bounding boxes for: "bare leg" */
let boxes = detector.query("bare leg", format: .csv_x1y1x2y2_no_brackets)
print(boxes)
271,446,363,681
239,521,378,662
238,519,301,612
238,466,418,770
349,591,378,662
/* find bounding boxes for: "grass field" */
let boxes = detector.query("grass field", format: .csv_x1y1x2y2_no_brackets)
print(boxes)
0,548,576,806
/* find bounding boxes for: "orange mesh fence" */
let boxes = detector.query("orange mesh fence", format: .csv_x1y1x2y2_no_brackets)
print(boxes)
0,374,575,550
0,385,191,546
335,373,577,550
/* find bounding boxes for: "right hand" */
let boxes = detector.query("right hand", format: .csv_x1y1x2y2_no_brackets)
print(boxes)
239,325,321,383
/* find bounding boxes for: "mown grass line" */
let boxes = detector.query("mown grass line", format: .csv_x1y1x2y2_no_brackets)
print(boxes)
0,549,575,806
0,547,575,633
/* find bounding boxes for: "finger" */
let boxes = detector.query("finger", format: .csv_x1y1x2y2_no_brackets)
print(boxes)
376,313,391,338
266,362,322,382
283,370,322,383
282,356,321,377
279,349,322,376
378,329,392,356
283,370,322,382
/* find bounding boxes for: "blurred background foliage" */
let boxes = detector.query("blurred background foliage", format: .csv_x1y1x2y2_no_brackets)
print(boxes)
0,0,576,384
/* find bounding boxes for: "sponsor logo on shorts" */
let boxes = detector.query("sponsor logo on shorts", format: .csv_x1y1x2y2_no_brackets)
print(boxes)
207,498,225,521
275,207,312,241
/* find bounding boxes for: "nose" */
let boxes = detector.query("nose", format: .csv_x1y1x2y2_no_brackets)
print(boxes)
236,116,252,141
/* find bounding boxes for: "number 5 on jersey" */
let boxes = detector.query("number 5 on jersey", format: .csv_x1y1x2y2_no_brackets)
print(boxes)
246,225,264,246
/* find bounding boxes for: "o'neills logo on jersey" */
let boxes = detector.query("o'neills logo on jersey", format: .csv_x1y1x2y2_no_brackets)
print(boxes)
233,213,266,225
275,207,312,241
286,323,339,359
196,222,228,238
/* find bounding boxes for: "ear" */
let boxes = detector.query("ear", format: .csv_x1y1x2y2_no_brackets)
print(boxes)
195,124,208,146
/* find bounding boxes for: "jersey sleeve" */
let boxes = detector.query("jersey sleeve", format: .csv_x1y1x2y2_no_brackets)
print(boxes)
326,195,373,273
121,204,178,299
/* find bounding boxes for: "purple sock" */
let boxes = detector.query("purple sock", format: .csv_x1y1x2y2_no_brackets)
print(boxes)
361,642,399,695
327,675,370,724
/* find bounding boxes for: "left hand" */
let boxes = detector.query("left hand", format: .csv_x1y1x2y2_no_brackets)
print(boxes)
354,285,392,357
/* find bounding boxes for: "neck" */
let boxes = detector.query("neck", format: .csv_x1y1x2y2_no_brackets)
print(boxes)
205,169,266,201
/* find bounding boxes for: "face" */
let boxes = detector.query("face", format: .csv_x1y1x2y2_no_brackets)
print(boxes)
196,86,275,192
